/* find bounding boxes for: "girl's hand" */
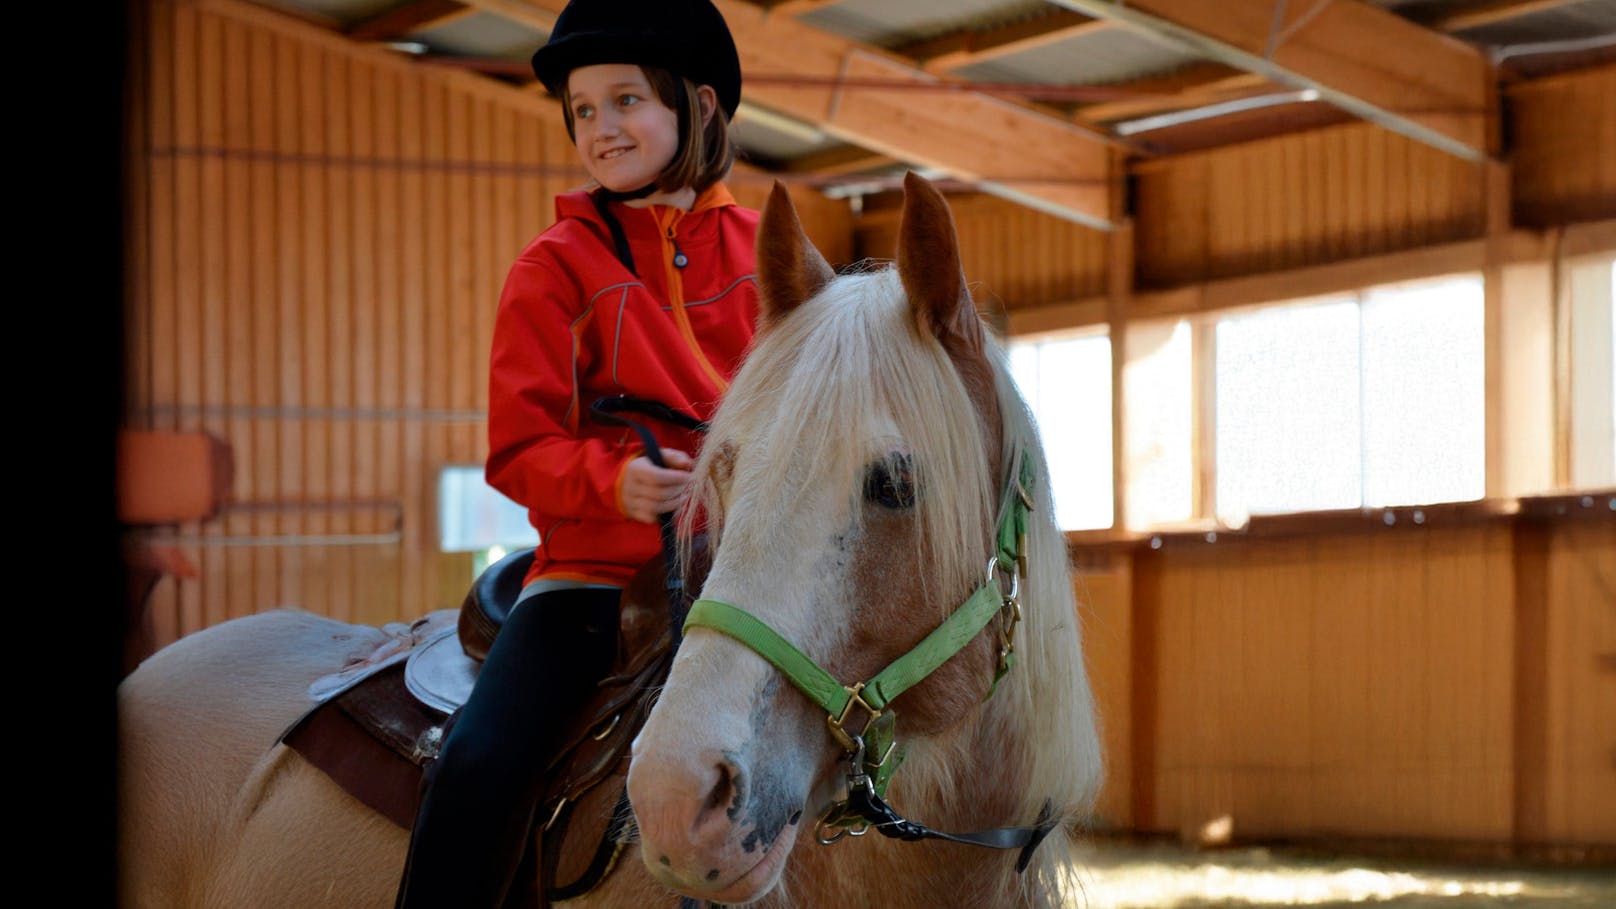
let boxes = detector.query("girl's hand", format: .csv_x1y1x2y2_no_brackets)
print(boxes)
621,449,694,523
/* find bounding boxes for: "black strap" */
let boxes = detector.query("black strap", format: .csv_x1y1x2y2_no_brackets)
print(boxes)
591,192,640,276
843,787,1058,874
587,396,709,647
545,789,633,902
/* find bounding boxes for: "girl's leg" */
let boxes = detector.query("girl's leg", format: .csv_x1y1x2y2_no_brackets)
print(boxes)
394,587,620,909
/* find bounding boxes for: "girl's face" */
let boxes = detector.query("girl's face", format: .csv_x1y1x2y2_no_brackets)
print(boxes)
567,64,682,202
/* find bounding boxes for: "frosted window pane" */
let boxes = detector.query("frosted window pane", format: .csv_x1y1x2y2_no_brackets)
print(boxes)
1362,277,1485,506
1216,300,1361,522
1008,334,1113,530
1125,320,1193,529
438,466,539,552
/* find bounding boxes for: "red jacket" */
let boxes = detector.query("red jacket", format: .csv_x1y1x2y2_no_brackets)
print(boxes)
487,184,759,588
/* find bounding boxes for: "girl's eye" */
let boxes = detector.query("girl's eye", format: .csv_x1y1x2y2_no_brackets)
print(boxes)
573,103,594,120
617,94,639,108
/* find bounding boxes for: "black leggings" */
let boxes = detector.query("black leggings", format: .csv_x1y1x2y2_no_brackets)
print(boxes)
395,586,621,909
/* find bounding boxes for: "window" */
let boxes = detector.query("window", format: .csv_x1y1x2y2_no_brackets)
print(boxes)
1214,275,1485,525
1008,332,1113,530
438,466,538,574
1124,320,1195,529
1215,296,1363,522
1567,257,1615,489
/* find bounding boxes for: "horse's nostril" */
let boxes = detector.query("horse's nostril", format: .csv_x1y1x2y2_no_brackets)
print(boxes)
702,756,745,821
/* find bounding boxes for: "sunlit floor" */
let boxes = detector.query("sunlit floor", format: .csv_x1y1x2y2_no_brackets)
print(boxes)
1068,838,1616,907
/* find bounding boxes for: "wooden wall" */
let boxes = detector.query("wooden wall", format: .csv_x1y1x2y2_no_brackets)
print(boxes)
1078,506,1615,848
1132,122,1488,288
853,194,1110,317
125,0,850,647
1509,64,1616,227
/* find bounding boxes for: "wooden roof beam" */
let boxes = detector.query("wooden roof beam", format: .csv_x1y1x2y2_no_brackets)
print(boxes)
348,0,477,42
899,11,1116,74
1423,0,1585,33
1074,63,1272,123
780,145,899,177
478,0,1120,228
1051,0,1494,160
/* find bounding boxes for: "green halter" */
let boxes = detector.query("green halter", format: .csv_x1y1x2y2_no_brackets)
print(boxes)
681,452,1037,800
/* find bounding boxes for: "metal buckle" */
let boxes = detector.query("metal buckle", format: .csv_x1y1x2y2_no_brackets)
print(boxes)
986,557,1023,674
826,682,881,753
814,801,870,844
590,713,621,741
542,796,569,832
985,556,1021,603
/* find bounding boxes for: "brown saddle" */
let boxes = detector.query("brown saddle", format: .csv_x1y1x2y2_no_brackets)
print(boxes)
281,543,703,906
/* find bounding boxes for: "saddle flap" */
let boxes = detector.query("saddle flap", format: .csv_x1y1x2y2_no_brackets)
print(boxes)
404,628,479,715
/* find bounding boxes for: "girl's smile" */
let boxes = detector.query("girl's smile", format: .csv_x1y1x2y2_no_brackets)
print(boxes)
568,64,687,207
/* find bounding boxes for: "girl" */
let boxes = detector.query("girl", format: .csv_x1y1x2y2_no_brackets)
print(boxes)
394,2,758,905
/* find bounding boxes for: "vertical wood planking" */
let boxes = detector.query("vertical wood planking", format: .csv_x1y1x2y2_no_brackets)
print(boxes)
300,39,330,619
1133,123,1489,288
126,0,153,427
423,77,451,610
144,0,179,643
350,58,380,626
222,16,254,623
372,66,403,628
1510,65,1616,225
326,48,354,624
1542,518,1616,842
248,23,279,614
197,9,228,629
274,32,304,612
398,68,429,620
173,0,204,636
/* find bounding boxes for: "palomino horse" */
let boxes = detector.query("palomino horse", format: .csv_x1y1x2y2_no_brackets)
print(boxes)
118,173,1101,908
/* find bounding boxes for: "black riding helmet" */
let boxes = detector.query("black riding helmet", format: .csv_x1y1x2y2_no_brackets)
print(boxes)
530,0,743,121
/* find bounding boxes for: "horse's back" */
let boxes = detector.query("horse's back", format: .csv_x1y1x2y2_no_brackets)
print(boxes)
118,609,400,907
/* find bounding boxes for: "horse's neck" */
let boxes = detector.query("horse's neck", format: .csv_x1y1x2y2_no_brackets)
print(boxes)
776,836,1021,909
777,709,1036,909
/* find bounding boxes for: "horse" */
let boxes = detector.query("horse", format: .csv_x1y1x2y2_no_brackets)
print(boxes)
117,172,1102,908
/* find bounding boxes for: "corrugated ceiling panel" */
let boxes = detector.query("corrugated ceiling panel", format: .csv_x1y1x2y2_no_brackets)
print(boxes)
411,11,548,61
800,0,1052,48
255,0,396,25
1456,0,1616,46
954,27,1200,86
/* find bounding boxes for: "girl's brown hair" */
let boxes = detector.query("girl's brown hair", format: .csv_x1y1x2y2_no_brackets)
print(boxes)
562,65,736,195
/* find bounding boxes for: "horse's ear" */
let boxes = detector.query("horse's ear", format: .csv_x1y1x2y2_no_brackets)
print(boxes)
756,181,834,330
897,172,983,356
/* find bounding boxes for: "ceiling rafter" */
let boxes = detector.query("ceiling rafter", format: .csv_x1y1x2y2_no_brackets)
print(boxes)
462,0,1122,227
347,0,476,42
1075,65,1274,123
779,144,899,177
899,10,1117,73
1050,0,1494,160
1422,0,1587,33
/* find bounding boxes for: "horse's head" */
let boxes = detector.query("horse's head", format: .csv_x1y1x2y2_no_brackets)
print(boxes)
627,174,1099,905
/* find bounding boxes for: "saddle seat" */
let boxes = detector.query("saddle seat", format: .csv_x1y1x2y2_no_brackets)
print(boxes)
281,544,699,906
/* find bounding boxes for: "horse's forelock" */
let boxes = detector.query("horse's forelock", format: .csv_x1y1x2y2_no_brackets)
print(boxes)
686,267,995,606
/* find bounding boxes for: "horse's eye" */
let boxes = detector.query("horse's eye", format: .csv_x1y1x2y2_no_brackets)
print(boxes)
864,456,915,509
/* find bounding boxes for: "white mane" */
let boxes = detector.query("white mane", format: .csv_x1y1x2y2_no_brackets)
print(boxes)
685,264,1102,906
